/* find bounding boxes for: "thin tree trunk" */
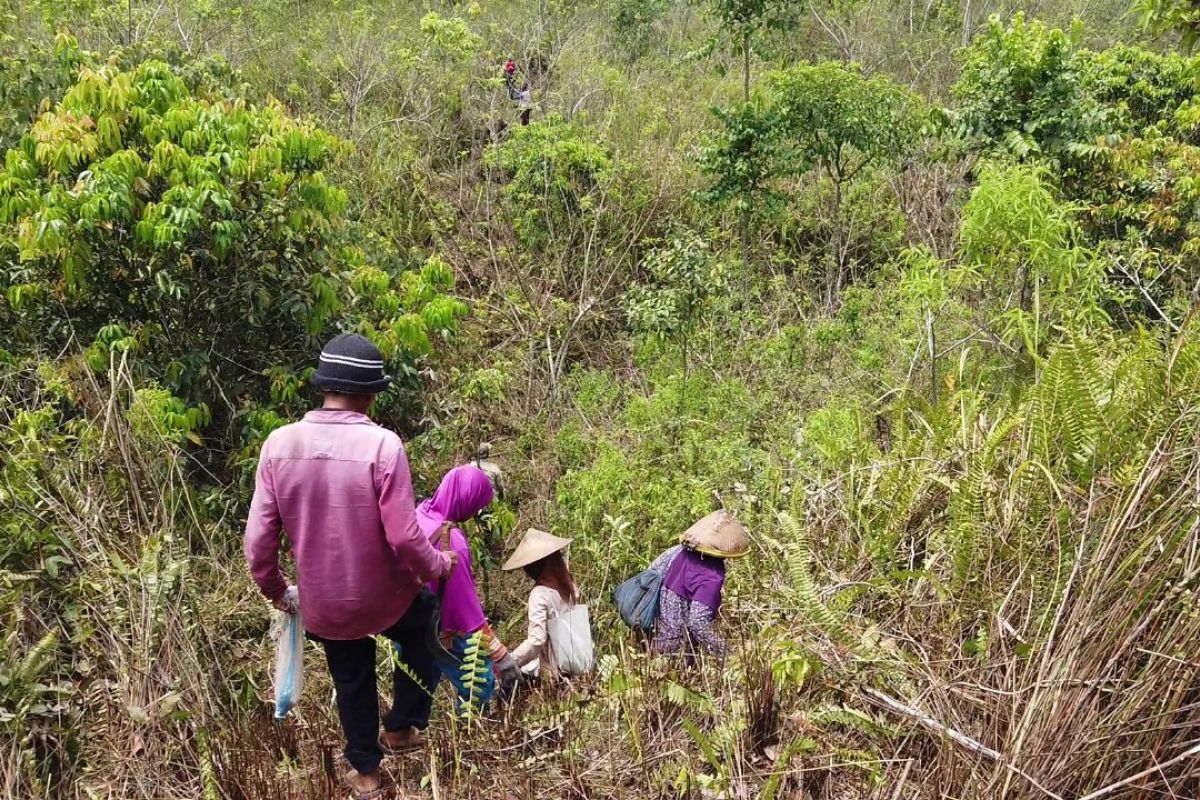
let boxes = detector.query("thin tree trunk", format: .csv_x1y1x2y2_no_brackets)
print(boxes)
742,30,751,103
740,207,750,294
927,309,938,404
828,177,844,308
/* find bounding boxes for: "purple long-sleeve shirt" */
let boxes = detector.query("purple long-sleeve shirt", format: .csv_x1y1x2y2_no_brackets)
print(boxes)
244,409,452,640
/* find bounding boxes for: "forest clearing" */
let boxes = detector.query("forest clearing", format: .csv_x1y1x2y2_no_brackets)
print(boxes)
3,0,1200,798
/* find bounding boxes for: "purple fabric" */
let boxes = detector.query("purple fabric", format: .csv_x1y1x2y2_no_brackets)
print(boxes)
652,586,725,656
416,466,494,635
662,548,726,612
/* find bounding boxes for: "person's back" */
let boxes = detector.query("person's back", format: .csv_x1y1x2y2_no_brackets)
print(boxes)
248,409,423,639
503,529,584,680
523,584,578,678
244,333,455,800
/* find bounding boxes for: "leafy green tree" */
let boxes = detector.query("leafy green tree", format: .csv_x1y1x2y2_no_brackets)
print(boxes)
487,113,616,251
0,54,466,449
952,13,1095,160
707,0,792,102
1138,0,1200,52
701,62,920,300
768,62,923,303
484,113,654,403
625,230,725,364
699,102,781,287
612,0,670,61
953,18,1200,321
0,30,83,151
700,0,793,284
625,231,725,442
959,162,1109,358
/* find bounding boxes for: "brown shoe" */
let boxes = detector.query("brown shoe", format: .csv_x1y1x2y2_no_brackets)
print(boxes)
343,769,387,800
380,727,424,755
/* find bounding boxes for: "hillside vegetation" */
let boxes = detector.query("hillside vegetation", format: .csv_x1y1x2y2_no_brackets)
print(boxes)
2,1,1200,798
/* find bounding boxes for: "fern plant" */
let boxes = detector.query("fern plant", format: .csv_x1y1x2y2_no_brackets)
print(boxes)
457,628,491,720
949,413,1021,593
778,512,854,648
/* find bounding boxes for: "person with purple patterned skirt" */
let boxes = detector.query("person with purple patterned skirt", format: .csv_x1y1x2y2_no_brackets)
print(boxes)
647,510,750,658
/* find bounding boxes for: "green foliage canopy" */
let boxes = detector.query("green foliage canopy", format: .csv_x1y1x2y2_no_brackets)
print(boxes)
767,61,924,181
0,53,466,447
954,17,1200,319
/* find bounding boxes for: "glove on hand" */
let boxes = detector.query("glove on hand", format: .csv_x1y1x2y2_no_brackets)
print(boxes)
496,653,522,689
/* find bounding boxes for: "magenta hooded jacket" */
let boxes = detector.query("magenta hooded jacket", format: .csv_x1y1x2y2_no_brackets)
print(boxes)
415,465,495,636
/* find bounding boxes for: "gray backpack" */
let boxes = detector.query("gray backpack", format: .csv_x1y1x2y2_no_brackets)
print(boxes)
612,569,662,634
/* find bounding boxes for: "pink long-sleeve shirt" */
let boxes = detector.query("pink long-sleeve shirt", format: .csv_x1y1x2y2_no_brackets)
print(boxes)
243,409,451,640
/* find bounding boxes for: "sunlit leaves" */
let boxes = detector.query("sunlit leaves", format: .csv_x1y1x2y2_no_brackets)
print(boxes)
960,162,1109,351
625,231,724,340
699,102,783,217
0,55,467,449
767,62,924,179
1138,0,1200,53
487,114,616,250
952,17,1200,314
953,14,1091,159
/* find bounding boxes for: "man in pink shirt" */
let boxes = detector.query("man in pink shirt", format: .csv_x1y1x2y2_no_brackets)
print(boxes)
245,333,457,799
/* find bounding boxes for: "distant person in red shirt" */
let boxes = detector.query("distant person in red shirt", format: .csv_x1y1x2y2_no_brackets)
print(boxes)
503,59,532,126
245,333,456,800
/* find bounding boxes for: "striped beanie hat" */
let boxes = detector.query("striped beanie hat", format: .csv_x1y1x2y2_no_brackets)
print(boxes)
310,333,392,395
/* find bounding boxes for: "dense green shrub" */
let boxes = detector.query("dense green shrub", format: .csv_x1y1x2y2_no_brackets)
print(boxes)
487,114,617,250
954,16,1200,321
953,14,1094,159
0,55,465,450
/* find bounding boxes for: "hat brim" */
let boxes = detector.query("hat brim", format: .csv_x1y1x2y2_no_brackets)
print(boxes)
311,373,393,395
692,544,750,559
502,533,573,571
680,510,750,558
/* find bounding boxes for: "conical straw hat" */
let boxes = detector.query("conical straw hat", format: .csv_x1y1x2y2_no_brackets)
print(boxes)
680,510,750,558
502,528,573,571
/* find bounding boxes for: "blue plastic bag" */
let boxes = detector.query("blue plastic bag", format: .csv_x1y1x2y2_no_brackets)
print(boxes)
271,590,304,719
613,569,662,634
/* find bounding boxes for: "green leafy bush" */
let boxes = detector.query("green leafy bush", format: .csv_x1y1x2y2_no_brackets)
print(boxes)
953,14,1095,159
0,55,466,447
487,114,616,250
953,17,1200,318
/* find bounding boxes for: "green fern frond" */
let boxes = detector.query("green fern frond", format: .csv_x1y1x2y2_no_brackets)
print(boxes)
779,512,853,647
950,414,1021,591
663,680,716,714
388,643,436,699
18,629,59,686
458,628,490,719
683,718,723,772
810,704,899,738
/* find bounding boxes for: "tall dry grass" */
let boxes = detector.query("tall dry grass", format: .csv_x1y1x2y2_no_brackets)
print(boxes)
6,330,1200,800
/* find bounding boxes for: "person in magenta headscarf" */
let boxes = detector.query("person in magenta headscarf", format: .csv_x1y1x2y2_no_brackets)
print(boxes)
408,464,521,711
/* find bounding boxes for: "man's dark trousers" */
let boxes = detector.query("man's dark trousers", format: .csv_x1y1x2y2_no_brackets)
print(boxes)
312,590,440,774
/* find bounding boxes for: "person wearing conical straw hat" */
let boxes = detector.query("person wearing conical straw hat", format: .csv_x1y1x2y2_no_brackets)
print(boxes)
648,510,749,658
502,528,582,680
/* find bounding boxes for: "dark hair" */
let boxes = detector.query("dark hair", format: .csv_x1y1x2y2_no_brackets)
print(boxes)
522,551,578,604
